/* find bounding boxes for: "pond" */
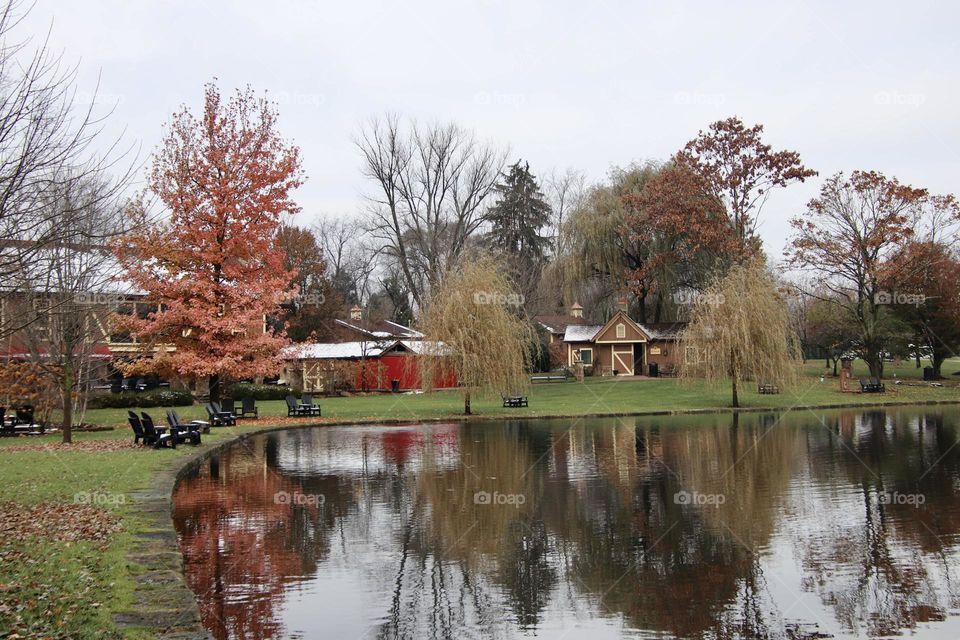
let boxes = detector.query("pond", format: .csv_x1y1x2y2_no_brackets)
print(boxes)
172,408,960,639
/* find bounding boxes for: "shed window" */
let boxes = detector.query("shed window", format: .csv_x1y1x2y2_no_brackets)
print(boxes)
616,323,626,339
575,348,593,366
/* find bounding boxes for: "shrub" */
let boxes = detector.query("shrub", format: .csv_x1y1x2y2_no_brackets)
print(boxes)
229,382,296,401
87,389,194,409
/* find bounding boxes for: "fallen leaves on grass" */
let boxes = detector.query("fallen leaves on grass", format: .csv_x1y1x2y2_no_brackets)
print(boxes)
0,502,121,542
0,440,136,454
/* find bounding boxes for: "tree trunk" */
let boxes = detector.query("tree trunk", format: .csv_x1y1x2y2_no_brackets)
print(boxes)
933,354,944,379
731,378,739,408
209,373,221,404
464,392,471,415
864,352,883,379
61,361,73,444
832,357,839,377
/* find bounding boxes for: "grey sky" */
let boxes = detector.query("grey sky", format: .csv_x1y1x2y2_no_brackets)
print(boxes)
23,0,959,260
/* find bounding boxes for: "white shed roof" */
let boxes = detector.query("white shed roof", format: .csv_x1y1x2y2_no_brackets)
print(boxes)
563,324,601,342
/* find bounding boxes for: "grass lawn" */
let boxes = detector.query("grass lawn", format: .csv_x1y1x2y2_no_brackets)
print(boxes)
1,358,958,638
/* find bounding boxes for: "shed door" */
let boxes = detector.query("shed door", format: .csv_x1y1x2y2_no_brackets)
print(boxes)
612,346,634,375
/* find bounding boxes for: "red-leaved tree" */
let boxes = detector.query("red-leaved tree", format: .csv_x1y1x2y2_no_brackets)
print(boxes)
114,82,304,402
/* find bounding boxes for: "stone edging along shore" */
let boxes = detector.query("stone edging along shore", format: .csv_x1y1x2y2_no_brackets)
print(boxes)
117,397,960,638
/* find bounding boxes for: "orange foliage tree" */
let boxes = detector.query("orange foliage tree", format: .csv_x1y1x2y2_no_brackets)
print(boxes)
114,82,304,401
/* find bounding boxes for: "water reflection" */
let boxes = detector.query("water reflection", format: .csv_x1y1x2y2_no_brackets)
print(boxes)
172,409,960,639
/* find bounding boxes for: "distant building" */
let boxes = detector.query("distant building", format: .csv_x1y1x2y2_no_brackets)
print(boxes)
538,300,685,376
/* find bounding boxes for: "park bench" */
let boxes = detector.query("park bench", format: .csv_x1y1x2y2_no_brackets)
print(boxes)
758,384,780,394
530,374,569,383
501,394,529,408
859,377,886,393
658,365,677,378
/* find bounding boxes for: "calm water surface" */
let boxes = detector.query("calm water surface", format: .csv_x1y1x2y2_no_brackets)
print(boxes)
172,408,960,639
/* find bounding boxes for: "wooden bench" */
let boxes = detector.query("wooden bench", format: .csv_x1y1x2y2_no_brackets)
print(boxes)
758,384,780,394
658,366,677,378
530,374,569,383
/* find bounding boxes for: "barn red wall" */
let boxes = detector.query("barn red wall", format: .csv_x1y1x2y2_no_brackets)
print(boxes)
352,354,458,390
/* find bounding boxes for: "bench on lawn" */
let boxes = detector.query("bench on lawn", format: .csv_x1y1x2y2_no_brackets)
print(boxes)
530,374,569,383
758,383,780,394
658,366,677,378
501,394,529,408
859,377,886,393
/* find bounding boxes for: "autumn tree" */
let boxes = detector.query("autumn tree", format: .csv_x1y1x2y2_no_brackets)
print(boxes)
804,296,859,375
622,162,738,320
886,240,960,377
277,224,341,342
484,160,553,304
676,117,815,252
417,254,536,415
114,82,303,402
357,115,505,307
680,258,801,408
786,171,931,378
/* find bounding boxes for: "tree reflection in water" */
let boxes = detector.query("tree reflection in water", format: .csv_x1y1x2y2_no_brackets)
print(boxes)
172,409,960,640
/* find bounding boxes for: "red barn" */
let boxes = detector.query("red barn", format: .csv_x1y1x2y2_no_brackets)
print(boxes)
280,339,457,393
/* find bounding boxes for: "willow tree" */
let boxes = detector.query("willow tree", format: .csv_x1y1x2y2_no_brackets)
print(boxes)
679,258,800,407
417,255,536,415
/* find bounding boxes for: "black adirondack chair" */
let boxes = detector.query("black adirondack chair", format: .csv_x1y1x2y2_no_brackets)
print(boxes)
0,407,13,437
286,395,309,417
221,398,236,416
15,405,34,427
213,401,237,425
128,411,146,445
167,410,208,438
139,412,175,448
859,377,886,393
239,397,258,419
300,394,322,416
205,403,236,426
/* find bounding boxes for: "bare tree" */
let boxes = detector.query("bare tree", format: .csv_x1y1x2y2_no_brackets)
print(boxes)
356,114,506,308
315,214,377,304
0,0,135,340
12,173,131,442
544,166,585,255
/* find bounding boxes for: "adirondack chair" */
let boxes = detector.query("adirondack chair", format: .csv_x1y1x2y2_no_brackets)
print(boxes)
212,402,237,425
286,395,310,417
300,394,322,416
205,403,235,426
167,410,208,438
0,407,13,437
134,412,173,448
239,397,258,419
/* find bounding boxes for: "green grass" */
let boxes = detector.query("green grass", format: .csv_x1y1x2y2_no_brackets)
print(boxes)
1,359,958,637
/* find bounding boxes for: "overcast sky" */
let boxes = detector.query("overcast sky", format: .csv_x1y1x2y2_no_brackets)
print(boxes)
21,0,959,261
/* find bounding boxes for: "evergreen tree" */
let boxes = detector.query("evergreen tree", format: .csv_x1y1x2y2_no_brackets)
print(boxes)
485,161,552,300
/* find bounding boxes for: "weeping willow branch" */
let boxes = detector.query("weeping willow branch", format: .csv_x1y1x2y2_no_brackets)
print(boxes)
679,258,801,407
416,254,536,414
